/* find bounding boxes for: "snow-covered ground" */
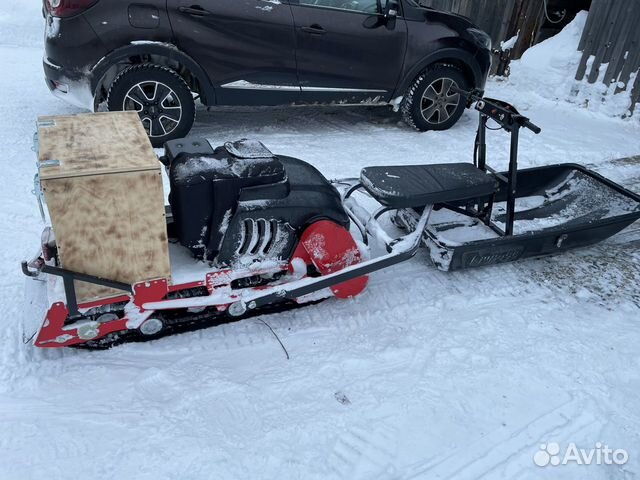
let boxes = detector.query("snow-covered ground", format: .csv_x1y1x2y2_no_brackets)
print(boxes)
1,4,639,479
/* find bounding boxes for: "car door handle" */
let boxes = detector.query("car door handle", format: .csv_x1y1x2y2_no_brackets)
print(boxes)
301,25,326,35
178,5,211,16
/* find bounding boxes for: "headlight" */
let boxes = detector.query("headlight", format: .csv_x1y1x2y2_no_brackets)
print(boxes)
468,28,492,51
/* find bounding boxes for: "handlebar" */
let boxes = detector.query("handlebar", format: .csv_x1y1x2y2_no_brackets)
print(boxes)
521,119,541,135
451,86,541,135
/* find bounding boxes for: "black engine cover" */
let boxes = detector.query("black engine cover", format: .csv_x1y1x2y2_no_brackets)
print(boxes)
165,137,349,265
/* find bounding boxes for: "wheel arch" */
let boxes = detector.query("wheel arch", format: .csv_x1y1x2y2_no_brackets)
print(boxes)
90,43,216,109
397,47,483,97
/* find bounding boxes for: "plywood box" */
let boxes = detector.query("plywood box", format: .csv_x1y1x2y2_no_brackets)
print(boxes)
37,111,170,304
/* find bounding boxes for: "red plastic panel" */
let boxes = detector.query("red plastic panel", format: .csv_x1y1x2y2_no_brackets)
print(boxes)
298,220,368,299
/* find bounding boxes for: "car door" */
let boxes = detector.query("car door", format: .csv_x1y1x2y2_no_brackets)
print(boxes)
169,0,300,105
289,0,408,103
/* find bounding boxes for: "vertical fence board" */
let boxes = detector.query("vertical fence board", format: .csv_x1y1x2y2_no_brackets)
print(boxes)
511,0,545,59
630,71,640,114
575,0,609,80
603,2,640,86
578,0,603,51
575,0,640,114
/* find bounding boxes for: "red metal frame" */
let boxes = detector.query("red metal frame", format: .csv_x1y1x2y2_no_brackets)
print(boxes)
33,220,368,348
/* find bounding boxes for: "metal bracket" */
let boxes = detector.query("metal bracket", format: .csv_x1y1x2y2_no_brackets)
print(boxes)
38,159,61,168
32,131,39,155
37,119,56,128
32,174,47,223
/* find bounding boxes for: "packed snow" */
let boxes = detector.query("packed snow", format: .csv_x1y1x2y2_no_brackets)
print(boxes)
506,11,639,119
1,3,639,480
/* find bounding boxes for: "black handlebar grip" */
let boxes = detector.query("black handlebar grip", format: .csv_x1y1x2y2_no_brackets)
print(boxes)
523,120,542,134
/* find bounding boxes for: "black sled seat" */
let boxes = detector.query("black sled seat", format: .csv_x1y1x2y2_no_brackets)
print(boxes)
360,163,497,208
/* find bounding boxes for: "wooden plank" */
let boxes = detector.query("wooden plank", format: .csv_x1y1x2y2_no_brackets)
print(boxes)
468,0,482,28
603,1,640,86
483,0,501,42
37,111,158,181
503,0,524,40
630,68,640,114
615,10,640,92
497,0,516,44
511,0,545,59
576,1,609,81
575,0,609,80
600,0,628,66
577,0,604,52
42,169,170,303
450,0,464,16
587,0,628,83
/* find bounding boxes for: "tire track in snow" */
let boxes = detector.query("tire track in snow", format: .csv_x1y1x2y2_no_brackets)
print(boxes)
401,394,605,480
326,422,401,480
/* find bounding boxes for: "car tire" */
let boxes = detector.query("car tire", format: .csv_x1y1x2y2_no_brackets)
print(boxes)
107,64,196,147
401,64,468,132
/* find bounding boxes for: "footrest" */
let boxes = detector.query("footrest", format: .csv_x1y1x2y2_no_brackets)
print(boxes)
360,163,497,208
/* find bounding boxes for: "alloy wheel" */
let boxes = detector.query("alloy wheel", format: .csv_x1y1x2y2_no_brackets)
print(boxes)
420,77,461,125
123,81,183,138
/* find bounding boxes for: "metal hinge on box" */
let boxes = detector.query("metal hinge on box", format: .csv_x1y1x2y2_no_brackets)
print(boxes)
32,173,47,223
33,118,57,159
38,159,61,168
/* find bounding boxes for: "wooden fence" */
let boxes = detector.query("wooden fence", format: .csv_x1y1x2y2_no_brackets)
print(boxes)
575,0,640,114
418,0,545,59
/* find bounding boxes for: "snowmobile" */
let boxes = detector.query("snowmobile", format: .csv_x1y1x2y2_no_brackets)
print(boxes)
23,89,640,349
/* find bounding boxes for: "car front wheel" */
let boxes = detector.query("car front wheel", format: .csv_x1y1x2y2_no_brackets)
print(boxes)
401,64,468,132
107,64,196,147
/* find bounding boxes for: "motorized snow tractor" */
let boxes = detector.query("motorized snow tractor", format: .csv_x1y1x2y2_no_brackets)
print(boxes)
23,90,640,349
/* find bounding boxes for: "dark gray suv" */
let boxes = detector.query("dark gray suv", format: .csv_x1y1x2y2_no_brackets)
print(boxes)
43,0,492,146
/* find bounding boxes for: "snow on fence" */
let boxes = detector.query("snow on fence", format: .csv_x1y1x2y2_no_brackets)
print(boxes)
575,0,640,115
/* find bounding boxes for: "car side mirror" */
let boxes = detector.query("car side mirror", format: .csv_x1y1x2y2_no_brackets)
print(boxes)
384,0,399,18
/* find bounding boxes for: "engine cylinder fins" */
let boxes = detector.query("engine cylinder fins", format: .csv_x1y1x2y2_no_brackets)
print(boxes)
237,218,290,258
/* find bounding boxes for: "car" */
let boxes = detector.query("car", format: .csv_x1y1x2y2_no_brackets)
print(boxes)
42,0,492,146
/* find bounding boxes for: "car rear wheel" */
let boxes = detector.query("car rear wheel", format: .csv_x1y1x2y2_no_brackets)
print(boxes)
401,64,468,132
107,64,196,147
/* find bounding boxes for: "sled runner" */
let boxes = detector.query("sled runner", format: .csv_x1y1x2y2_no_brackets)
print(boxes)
389,89,640,271
23,91,640,349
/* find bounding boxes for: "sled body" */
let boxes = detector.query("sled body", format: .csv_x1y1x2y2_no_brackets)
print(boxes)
23,91,640,349
395,163,640,271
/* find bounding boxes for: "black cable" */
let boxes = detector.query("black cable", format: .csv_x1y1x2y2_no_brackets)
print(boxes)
256,318,290,360
543,0,567,24
23,330,37,345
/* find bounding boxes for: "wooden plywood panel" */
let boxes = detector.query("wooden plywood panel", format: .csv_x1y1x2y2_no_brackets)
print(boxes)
37,111,158,180
42,169,170,303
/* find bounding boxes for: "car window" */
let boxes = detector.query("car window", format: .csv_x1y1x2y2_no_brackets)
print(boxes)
298,0,381,14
